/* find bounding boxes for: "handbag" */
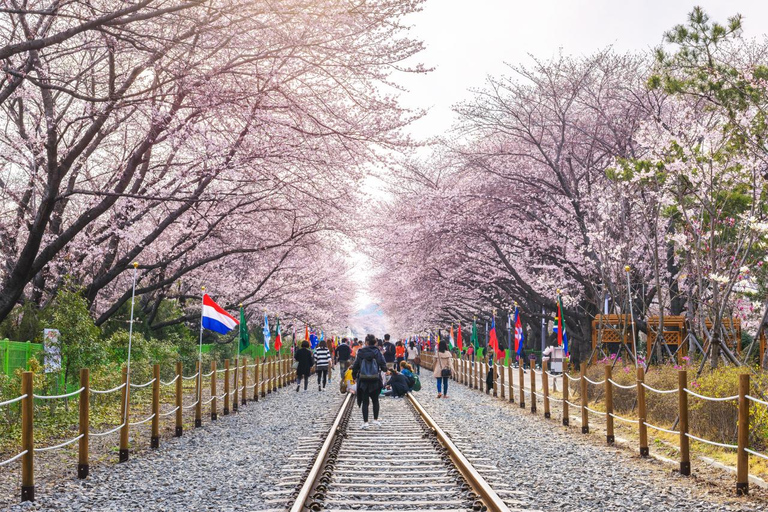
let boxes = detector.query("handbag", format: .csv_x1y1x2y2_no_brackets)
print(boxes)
438,354,451,377
413,356,421,366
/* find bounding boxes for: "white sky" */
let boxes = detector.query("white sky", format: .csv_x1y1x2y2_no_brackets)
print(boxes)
351,0,768,311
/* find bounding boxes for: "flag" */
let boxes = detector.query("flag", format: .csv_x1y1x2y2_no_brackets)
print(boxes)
239,306,250,352
489,316,503,360
263,312,271,352
310,330,318,349
555,295,569,354
514,307,525,357
456,323,463,351
274,318,282,352
449,325,455,349
201,294,238,334
305,324,309,342
471,319,479,352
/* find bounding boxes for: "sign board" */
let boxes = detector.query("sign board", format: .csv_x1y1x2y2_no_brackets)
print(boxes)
43,328,62,373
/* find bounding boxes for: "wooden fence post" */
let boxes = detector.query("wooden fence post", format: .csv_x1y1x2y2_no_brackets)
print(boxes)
175,362,183,436
605,365,614,444
21,371,34,502
580,363,589,434
119,366,130,462
508,358,514,403
499,354,505,399
242,357,248,406
223,359,230,415
562,369,570,427
78,368,90,478
518,362,525,408
232,358,239,413
195,360,202,427
491,357,497,397
261,356,266,398
254,357,260,401
211,361,218,420
737,373,750,495
468,357,473,389
637,366,648,456
530,362,537,414
480,354,485,393
151,364,160,447
678,369,689,475
542,360,550,418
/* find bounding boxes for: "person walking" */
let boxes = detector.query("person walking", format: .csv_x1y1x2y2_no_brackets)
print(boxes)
352,333,387,429
406,340,420,375
314,340,332,391
294,341,313,392
395,340,405,368
433,340,453,398
382,334,396,370
335,337,352,377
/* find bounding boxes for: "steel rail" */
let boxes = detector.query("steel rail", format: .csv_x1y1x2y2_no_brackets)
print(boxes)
406,392,512,512
289,392,353,512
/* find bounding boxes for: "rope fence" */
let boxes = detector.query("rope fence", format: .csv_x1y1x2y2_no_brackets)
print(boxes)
0,353,294,503
422,351,767,496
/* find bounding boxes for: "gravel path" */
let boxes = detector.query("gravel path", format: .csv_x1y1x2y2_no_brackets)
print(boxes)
414,372,768,512
7,380,342,511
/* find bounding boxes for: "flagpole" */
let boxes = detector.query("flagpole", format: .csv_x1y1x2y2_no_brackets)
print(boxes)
625,265,639,369
237,303,243,374
198,286,205,408
124,262,139,428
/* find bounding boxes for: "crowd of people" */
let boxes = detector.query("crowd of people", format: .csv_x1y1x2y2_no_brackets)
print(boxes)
292,333,441,428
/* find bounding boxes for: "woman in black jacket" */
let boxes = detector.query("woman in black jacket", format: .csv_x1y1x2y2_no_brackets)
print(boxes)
351,334,387,428
294,341,313,392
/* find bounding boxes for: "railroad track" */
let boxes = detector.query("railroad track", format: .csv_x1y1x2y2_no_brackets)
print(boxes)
260,392,531,512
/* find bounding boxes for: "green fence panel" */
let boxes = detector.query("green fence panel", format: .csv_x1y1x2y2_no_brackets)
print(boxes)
0,339,44,377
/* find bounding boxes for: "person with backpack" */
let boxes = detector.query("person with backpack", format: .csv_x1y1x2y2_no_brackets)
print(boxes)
399,361,417,391
433,340,453,398
314,340,332,391
406,340,420,375
335,337,352,375
294,341,313,392
382,334,396,370
352,333,387,429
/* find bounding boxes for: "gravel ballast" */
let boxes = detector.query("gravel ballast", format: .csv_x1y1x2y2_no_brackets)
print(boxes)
413,372,768,512
6,379,342,511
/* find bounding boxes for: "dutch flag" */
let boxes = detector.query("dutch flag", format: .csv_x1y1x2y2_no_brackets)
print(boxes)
202,294,239,334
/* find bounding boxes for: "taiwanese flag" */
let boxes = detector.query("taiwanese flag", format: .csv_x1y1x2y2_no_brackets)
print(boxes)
274,318,282,352
488,316,503,360
456,323,463,351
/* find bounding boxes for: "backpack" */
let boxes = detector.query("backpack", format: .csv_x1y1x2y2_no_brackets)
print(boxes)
411,375,421,392
359,356,381,381
384,343,395,357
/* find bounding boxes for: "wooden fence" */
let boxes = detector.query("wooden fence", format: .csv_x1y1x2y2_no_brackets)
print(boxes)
0,354,293,502
420,351,768,496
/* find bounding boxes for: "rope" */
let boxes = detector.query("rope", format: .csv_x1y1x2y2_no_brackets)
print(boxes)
643,422,679,435
34,434,84,452
0,394,28,407
33,387,85,400
90,423,126,437
584,377,606,386
182,373,200,381
545,371,561,378
608,379,637,390
182,400,200,410
609,413,639,424
203,371,215,377
246,364,257,369
203,392,227,405
746,395,768,407
745,448,768,461
532,369,543,375
564,399,581,408
685,432,737,449
159,406,180,417
160,375,180,386
91,383,126,395
585,406,607,416
130,413,156,426
246,383,258,389
130,378,157,389
0,450,28,467
684,389,738,402
564,374,581,382
548,396,564,403
641,383,677,394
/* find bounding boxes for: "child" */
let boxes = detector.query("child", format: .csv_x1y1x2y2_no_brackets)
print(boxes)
344,367,356,394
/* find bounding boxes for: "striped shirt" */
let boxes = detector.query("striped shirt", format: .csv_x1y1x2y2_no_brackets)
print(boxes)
314,347,332,368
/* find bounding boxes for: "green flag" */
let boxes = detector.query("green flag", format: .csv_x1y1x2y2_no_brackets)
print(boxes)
471,318,479,352
239,306,250,352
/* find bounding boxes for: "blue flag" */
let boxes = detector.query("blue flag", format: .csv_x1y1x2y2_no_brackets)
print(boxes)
263,313,271,352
